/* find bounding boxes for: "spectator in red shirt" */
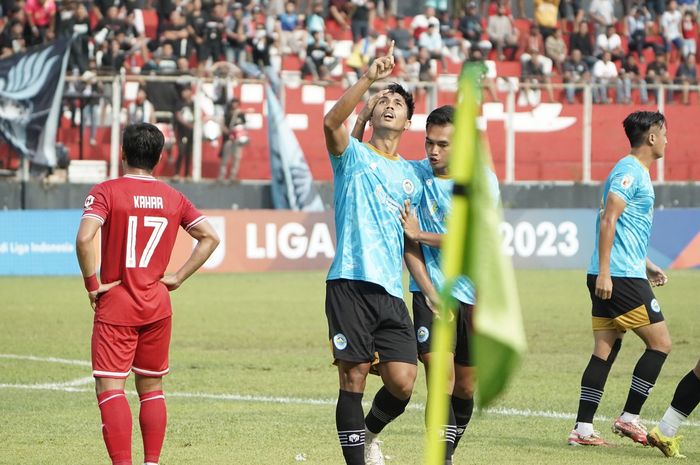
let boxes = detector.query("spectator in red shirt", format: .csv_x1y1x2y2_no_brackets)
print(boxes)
24,0,56,43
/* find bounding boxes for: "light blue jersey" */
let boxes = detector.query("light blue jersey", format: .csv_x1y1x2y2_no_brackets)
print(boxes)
588,155,654,278
408,159,501,305
327,137,423,299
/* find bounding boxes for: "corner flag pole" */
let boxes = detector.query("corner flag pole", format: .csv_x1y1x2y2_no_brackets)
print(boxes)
423,66,480,465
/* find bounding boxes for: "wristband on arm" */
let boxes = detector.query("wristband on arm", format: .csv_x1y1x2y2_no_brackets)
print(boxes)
83,274,99,293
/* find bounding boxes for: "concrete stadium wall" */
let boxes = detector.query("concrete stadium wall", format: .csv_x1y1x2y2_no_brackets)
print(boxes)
1,180,699,210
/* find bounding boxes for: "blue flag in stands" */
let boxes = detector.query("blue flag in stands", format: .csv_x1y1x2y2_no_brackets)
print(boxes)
266,84,324,211
0,38,72,167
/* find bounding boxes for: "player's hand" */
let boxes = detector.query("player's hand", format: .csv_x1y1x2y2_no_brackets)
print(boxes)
426,293,442,316
358,89,390,123
88,280,121,311
647,264,668,287
160,274,182,292
399,199,421,242
595,274,613,300
365,41,395,82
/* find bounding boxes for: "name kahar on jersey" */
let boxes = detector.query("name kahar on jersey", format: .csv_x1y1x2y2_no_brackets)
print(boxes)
134,196,164,209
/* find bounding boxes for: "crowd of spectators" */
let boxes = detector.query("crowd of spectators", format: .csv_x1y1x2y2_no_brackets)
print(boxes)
1,0,700,120
2,0,700,179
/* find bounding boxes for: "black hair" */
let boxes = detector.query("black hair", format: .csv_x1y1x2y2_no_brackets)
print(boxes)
385,82,415,120
122,123,165,170
623,111,665,148
426,105,454,130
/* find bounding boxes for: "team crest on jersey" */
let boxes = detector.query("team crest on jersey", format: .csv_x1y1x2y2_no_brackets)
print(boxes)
333,333,348,350
650,299,661,313
620,175,634,190
402,179,415,195
370,162,377,170
84,195,95,211
417,326,430,343
426,178,433,187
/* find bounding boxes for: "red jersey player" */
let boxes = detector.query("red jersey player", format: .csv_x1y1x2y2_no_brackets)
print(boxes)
75,123,220,465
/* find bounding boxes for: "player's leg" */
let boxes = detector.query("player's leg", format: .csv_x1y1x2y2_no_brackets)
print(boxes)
569,274,623,446
132,317,172,465
326,280,376,465
613,279,671,444
648,358,700,458
414,291,458,462
93,322,138,465
365,290,418,464
569,328,623,446
451,302,475,453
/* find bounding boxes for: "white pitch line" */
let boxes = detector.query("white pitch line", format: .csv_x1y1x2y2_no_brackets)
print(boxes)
2,381,700,429
3,353,700,429
0,354,91,367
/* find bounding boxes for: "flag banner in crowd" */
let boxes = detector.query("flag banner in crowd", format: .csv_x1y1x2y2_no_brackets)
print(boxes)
0,38,72,167
265,84,324,211
425,64,527,465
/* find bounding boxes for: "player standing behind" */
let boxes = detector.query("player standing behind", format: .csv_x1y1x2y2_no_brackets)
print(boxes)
393,106,499,464
568,111,671,447
75,123,220,465
323,42,438,465
646,359,700,458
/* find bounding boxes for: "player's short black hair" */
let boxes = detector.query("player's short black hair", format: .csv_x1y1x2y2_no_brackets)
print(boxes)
122,123,165,170
623,111,665,148
426,105,454,130
385,83,415,120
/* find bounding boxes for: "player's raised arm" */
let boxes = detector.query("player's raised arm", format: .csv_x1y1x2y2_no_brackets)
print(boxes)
596,192,626,300
75,218,121,310
323,41,395,155
351,89,391,141
161,220,220,291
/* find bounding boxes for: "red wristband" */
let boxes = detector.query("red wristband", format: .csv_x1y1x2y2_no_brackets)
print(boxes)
84,274,99,293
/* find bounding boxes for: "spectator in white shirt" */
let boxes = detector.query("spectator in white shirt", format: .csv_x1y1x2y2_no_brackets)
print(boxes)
419,19,447,71
596,24,624,61
661,1,683,58
592,51,619,103
589,0,616,34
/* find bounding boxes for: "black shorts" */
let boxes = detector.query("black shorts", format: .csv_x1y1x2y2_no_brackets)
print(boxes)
412,292,474,366
325,279,417,367
587,274,665,332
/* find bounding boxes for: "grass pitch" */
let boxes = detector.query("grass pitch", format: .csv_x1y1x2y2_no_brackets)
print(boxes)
1,270,699,464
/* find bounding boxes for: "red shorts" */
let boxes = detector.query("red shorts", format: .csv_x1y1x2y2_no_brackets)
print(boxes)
91,317,172,378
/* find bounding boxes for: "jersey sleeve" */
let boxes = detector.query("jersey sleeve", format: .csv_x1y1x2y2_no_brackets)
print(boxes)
329,136,360,173
82,183,109,225
179,194,206,232
608,166,638,204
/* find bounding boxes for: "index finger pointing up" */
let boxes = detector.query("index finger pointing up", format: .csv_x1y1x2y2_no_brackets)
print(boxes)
387,40,395,58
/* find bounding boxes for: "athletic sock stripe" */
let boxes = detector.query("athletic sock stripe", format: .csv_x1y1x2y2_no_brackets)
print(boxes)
370,404,395,423
580,394,603,403
632,376,655,389
140,395,165,403
581,387,604,394
98,393,125,405
630,386,651,396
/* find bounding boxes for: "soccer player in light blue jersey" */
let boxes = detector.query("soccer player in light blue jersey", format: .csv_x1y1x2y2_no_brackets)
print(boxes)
323,42,439,465
568,111,671,448
397,106,499,465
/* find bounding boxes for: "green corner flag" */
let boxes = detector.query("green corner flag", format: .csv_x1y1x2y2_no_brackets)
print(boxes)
424,65,527,465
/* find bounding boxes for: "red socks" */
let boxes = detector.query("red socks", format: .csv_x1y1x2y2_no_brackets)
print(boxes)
139,390,167,464
97,390,132,465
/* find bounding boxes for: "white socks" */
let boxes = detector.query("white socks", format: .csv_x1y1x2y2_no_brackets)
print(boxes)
659,407,687,437
619,411,639,423
575,422,594,436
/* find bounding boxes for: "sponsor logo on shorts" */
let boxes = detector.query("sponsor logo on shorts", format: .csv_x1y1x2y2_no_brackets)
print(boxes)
417,326,430,343
333,333,348,350
402,179,415,195
650,299,661,313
